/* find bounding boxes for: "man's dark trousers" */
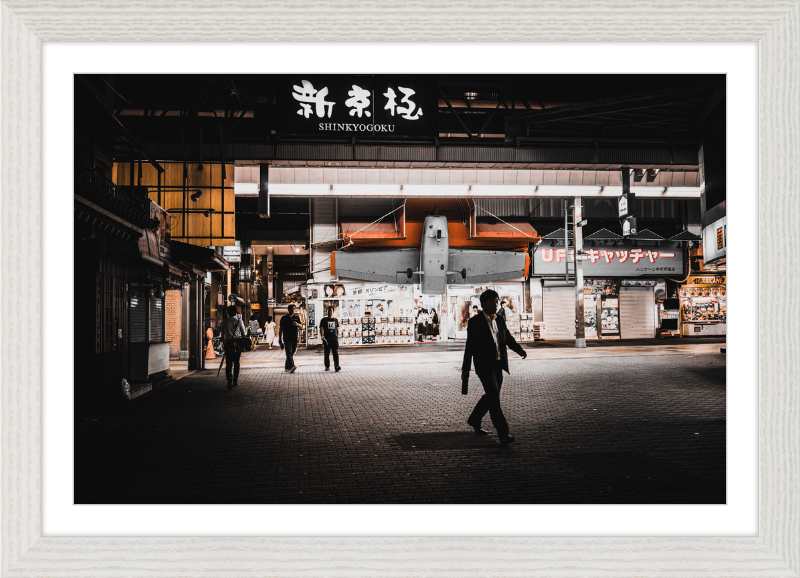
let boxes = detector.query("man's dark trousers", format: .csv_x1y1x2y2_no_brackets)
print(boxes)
284,340,297,370
323,341,339,369
468,361,509,438
223,341,242,384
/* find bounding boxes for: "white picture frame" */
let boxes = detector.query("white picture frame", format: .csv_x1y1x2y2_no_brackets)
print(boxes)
2,1,798,575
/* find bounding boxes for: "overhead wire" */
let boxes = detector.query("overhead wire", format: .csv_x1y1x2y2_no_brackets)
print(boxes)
315,201,407,248
99,75,142,110
473,204,536,238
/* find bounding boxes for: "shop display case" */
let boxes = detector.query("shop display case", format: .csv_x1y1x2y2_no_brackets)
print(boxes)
679,286,726,336
519,313,541,341
505,310,522,341
338,316,416,346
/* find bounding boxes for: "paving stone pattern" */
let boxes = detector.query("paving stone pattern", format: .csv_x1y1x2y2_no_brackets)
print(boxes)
76,353,726,504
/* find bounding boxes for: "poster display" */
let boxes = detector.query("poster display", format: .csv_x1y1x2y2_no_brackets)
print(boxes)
306,302,317,341
584,295,598,339
310,283,416,346
600,295,620,336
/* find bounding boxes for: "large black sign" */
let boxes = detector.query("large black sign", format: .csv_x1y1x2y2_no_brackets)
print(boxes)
276,75,437,137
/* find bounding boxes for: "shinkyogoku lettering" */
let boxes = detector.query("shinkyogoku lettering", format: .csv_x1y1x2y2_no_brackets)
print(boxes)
318,123,396,132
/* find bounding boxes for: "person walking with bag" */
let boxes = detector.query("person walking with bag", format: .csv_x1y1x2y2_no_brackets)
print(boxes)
249,317,260,349
265,316,277,350
279,304,302,373
461,289,527,445
221,305,247,390
319,306,341,372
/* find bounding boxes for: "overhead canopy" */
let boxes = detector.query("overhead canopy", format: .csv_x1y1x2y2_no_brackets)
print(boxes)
629,229,666,241
668,230,702,242
170,240,229,272
543,228,573,239
474,221,537,240
585,228,623,240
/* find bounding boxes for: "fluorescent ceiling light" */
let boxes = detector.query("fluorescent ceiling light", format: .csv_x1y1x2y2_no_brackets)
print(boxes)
234,182,259,196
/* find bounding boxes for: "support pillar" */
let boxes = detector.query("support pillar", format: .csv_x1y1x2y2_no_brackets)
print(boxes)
180,282,190,361
573,198,586,348
188,276,204,370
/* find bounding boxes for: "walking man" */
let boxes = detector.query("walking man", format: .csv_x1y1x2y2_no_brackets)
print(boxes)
278,304,302,373
319,306,341,372
497,299,508,323
221,305,247,389
461,289,527,444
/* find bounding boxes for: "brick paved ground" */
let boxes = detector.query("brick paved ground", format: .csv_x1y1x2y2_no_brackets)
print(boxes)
76,350,725,504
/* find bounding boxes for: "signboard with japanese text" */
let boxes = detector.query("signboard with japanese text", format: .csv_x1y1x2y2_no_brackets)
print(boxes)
318,283,414,298
277,75,437,137
618,191,635,218
533,241,684,277
702,215,726,264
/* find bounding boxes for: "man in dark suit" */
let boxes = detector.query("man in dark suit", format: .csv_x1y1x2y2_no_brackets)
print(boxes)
461,289,527,444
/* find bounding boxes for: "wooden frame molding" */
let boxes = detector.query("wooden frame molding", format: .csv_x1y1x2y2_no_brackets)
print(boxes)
1,1,798,576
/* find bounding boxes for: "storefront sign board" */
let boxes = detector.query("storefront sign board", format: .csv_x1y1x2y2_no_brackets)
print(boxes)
278,75,437,137
687,275,726,286
533,241,683,277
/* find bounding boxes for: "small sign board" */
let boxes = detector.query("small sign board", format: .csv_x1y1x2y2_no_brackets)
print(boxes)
621,216,637,237
618,191,636,218
222,246,241,262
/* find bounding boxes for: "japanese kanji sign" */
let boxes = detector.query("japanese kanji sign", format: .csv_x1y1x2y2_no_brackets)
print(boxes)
279,75,437,137
533,241,684,277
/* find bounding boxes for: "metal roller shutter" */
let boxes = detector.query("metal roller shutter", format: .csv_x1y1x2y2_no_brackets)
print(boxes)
620,287,656,339
149,297,165,342
130,289,147,343
543,285,575,340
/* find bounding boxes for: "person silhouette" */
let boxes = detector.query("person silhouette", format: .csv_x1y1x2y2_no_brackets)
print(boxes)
461,289,527,444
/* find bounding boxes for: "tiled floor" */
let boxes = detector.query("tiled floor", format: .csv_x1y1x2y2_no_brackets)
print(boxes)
81,345,726,504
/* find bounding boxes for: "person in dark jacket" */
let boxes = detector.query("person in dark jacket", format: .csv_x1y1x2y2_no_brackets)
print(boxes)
221,305,247,389
279,305,302,373
497,299,508,323
461,289,527,444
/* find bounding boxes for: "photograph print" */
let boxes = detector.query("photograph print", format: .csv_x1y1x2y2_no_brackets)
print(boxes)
74,73,725,504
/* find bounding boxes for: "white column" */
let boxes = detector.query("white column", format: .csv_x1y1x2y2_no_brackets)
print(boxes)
574,198,586,348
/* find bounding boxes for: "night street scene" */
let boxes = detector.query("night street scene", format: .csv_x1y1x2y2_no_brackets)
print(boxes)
75,73,726,504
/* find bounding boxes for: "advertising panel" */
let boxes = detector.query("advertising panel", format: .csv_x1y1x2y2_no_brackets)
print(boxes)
600,295,620,336
533,241,684,277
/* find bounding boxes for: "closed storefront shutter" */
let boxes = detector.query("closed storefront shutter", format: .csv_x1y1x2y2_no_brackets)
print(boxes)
620,286,656,339
543,285,575,340
149,296,165,342
130,289,147,343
